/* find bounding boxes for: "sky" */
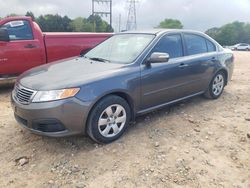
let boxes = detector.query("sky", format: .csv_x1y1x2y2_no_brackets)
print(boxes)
1,0,250,32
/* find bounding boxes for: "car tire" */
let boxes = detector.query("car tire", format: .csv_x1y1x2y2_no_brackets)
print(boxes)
87,95,131,144
204,71,226,99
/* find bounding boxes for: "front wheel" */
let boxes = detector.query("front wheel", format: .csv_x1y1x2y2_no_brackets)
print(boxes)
204,72,225,99
87,95,131,144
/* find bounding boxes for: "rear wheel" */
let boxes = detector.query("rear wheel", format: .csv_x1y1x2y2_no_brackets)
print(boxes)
87,95,131,144
204,71,225,99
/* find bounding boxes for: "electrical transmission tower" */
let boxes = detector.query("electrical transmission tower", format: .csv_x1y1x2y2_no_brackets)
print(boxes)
126,0,138,31
92,0,112,31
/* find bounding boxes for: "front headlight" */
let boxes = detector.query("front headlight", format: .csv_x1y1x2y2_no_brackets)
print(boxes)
32,88,80,102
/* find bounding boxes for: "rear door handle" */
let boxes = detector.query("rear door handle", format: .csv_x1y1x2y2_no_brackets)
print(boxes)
178,63,189,68
24,44,36,48
210,57,216,61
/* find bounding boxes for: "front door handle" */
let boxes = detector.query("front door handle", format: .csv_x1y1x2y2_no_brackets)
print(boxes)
178,63,189,68
24,44,36,48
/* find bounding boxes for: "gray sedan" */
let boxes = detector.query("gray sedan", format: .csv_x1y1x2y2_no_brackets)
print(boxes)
11,29,234,143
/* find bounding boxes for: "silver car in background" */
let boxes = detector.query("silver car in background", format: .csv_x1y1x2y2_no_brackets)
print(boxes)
230,43,250,51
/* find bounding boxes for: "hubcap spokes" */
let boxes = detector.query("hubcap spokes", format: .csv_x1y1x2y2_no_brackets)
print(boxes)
98,104,126,138
212,74,224,96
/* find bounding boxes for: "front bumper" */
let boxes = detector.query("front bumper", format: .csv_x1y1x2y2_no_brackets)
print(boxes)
11,93,92,137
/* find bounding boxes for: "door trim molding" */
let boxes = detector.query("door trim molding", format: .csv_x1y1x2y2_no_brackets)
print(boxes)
137,91,204,115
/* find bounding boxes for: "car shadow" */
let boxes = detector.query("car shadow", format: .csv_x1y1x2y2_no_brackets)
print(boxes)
0,81,15,94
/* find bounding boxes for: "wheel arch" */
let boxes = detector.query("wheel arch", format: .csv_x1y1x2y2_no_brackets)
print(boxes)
84,90,135,133
216,68,228,85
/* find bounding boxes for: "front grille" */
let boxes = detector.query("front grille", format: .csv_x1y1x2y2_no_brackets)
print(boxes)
14,84,35,104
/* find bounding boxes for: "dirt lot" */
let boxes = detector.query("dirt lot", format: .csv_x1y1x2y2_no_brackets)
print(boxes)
0,52,249,188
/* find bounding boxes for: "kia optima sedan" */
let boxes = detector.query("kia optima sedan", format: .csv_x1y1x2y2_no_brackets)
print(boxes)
11,30,234,143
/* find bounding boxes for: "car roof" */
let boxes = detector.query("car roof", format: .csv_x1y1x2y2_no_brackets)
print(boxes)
120,29,205,36
119,29,224,51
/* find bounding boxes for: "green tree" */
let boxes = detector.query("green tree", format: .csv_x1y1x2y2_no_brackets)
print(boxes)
205,21,250,45
36,14,72,32
25,11,35,20
158,18,183,29
62,16,73,32
70,15,113,32
205,27,220,39
87,15,113,32
36,15,47,31
6,13,19,17
242,24,250,44
70,17,94,32
216,22,241,45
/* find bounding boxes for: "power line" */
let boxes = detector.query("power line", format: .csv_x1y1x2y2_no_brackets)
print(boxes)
92,0,112,31
118,14,121,32
126,0,138,31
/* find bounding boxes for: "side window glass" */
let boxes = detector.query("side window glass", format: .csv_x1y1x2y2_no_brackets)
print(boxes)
206,39,216,52
184,34,207,55
0,20,33,41
152,34,183,59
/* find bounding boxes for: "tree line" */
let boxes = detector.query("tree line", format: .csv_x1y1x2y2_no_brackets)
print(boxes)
205,21,250,45
157,19,250,46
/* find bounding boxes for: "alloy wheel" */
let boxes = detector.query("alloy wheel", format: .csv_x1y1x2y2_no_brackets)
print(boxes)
98,104,127,138
212,74,224,96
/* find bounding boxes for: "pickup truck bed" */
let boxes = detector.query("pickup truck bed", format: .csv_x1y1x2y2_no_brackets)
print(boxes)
44,32,111,62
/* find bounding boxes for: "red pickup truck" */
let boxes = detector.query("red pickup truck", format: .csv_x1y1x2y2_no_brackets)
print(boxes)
0,16,112,80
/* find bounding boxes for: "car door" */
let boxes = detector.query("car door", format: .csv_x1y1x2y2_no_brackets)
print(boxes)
0,20,45,78
182,33,218,93
140,33,193,110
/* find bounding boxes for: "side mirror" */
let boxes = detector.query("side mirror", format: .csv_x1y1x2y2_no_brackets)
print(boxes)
0,28,10,42
147,52,170,64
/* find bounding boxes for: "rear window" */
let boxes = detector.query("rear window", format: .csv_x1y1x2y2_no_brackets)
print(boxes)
206,39,216,52
184,34,207,55
240,43,248,46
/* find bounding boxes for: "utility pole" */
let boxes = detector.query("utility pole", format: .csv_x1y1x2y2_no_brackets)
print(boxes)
126,0,138,31
92,0,112,32
118,14,121,32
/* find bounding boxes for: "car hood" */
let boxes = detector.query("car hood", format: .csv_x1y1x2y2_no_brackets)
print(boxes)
17,57,125,90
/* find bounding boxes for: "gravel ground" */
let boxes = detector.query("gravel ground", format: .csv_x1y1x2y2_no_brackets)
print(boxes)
0,51,249,188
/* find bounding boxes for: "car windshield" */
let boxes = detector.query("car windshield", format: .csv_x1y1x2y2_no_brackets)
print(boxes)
84,34,155,64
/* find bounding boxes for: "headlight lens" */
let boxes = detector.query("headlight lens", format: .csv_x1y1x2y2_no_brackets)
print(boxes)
32,88,80,102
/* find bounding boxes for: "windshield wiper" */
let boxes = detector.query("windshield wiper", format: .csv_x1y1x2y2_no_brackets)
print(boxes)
88,57,110,63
